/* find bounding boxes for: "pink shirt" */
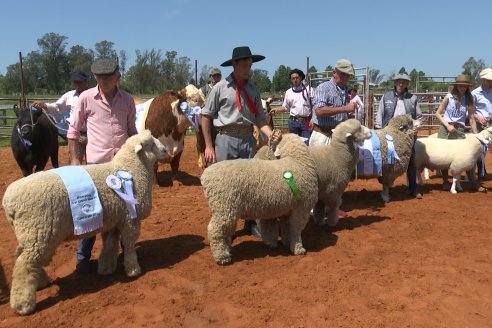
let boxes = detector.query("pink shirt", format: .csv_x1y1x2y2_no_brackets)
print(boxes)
67,86,137,164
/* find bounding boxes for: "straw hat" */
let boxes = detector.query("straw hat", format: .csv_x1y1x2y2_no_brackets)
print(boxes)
451,74,473,86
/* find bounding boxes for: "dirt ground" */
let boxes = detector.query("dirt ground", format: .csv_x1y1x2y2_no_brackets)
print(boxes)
0,136,491,328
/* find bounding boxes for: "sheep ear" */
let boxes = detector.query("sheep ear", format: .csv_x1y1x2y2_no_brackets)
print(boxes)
346,132,352,138
134,143,143,154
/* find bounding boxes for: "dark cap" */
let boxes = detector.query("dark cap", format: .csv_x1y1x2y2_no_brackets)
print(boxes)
289,68,305,81
91,58,119,76
69,70,88,82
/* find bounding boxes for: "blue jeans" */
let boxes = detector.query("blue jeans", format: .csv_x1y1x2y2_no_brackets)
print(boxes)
288,118,312,145
77,236,96,262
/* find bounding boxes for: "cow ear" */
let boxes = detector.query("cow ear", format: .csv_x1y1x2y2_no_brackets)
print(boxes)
178,88,187,100
134,143,143,154
13,105,20,118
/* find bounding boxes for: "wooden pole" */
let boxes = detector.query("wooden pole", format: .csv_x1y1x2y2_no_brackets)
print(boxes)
195,60,198,86
19,52,26,109
306,57,310,85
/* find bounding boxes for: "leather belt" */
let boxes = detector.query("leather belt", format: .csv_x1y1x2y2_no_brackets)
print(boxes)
289,115,310,122
447,122,464,129
312,124,334,136
217,124,254,137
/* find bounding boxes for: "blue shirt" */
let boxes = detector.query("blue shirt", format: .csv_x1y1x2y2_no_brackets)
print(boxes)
311,78,349,127
472,85,492,118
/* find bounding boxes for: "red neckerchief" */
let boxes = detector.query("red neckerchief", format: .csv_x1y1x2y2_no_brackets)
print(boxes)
231,74,259,115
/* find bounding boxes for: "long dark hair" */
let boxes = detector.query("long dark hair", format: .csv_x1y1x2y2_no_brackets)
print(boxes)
451,86,474,110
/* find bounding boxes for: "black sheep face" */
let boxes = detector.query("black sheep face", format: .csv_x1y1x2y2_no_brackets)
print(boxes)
15,108,43,140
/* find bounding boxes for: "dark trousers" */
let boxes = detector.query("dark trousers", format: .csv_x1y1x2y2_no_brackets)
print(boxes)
288,119,312,145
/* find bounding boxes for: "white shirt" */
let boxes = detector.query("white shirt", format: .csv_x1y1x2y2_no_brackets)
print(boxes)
282,85,313,117
45,89,86,131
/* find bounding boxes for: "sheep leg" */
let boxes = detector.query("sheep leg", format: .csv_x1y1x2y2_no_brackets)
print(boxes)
416,168,424,186
288,211,309,255
258,219,279,248
450,174,462,193
312,200,326,226
381,185,391,202
208,212,236,265
120,219,142,277
37,268,51,290
98,230,119,275
325,209,339,227
279,217,291,247
10,251,41,315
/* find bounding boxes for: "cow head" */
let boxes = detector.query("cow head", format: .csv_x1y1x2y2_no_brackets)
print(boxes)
15,106,44,141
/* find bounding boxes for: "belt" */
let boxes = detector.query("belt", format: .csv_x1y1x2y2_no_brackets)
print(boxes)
312,124,334,136
446,122,464,129
217,124,254,137
289,115,310,122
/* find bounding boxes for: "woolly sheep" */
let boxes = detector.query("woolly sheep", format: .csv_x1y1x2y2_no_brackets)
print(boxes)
414,127,492,193
2,130,166,315
201,133,318,265
309,119,371,227
357,115,418,202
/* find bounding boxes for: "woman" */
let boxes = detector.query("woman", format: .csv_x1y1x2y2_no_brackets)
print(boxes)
435,74,484,191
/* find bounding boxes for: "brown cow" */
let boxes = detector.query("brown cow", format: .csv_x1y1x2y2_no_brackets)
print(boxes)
135,85,204,178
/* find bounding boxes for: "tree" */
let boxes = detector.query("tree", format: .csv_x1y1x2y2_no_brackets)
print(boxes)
250,69,271,93
368,68,384,85
462,57,486,85
398,67,407,74
68,45,94,84
198,65,210,88
271,65,291,93
125,49,163,94
174,56,192,88
37,32,70,93
94,40,117,59
324,65,333,72
119,50,127,80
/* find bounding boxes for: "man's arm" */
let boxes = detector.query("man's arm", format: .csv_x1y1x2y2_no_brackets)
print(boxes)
68,139,83,165
201,115,216,164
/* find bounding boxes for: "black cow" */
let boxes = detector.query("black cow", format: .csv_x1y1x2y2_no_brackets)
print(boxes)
11,107,59,176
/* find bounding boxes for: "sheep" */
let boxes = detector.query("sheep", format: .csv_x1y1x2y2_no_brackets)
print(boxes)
414,127,492,193
2,130,166,315
309,119,372,227
356,115,418,202
201,133,318,265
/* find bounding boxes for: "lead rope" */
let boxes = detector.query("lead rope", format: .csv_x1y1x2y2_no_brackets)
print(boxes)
266,128,282,159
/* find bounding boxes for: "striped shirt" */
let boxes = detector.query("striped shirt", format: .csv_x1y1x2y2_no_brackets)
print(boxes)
312,78,349,127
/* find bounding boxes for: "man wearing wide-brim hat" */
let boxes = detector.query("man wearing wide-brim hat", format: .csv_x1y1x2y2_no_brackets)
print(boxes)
201,46,281,237
472,68,492,180
67,58,138,273
375,72,423,199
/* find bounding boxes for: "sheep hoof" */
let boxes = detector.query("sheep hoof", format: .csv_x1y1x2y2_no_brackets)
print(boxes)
97,262,117,276
216,257,232,265
11,301,36,316
450,189,458,194
125,265,142,277
293,245,306,255
381,193,391,202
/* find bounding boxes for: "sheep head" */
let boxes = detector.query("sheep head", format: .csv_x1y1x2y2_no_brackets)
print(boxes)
118,130,167,164
332,119,371,147
386,114,416,136
476,127,492,145
271,133,309,159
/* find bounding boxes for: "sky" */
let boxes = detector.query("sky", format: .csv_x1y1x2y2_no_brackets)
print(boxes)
1,0,490,82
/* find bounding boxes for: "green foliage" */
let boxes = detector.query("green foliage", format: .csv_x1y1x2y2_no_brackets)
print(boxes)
250,69,271,93
462,57,486,85
271,65,291,93
94,40,117,59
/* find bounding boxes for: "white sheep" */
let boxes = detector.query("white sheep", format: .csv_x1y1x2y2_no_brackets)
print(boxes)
2,130,166,315
201,134,318,265
356,115,418,202
414,127,492,193
309,119,371,227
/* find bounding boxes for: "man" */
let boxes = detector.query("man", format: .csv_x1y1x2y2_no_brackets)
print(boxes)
375,73,422,199
32,70,89,162
200,67,222,98
67,58,137,272
472,68,492,180
201,46,281,237
271,68,313,144
310,59,357,146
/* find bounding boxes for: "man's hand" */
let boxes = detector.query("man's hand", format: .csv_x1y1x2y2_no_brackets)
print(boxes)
31,101,47,110
204,145,216,165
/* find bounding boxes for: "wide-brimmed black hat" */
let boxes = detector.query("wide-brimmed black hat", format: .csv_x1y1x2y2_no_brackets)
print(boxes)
289,68,305,81
70,70,88,82
220,46,265,67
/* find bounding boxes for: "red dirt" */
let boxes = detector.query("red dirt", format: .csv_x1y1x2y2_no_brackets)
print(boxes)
0,137,491,327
